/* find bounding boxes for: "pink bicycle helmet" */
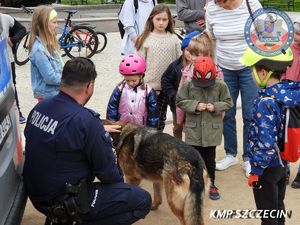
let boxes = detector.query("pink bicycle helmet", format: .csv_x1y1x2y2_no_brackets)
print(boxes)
119,54,146,75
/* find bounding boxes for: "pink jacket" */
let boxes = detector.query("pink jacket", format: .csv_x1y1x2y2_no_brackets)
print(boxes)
282,42,300,81
118,84,149,125
176,64,193,125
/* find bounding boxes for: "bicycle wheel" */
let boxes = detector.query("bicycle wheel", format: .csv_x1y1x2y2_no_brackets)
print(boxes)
174,28,186,41
63,25,98,58
14,31,30,66
94,32,107,54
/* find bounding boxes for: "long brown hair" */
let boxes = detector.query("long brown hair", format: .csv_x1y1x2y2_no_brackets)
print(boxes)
135,4,174,51
187,30,215,58
29,5,59,57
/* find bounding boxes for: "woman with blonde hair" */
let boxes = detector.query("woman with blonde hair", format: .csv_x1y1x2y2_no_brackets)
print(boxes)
29,5,63,101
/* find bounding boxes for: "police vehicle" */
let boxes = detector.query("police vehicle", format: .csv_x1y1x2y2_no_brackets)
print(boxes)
0,39,27,225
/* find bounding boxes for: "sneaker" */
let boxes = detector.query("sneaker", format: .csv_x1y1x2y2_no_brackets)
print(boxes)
209,185,220,200
291,173,300,189
19,115,26,124
244,161,251,178
216,155,238,171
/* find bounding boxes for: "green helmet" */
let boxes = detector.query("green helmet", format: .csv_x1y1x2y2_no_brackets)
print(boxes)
240,47,293,72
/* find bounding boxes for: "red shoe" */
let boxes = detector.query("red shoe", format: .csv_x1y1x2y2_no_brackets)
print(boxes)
209,185,220,200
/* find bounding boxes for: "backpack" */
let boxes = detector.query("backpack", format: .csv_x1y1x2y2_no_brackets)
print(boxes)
117,0,155,39
280,104,300,162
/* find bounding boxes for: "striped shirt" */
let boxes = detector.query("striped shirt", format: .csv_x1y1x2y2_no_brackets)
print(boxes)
206,0,262,70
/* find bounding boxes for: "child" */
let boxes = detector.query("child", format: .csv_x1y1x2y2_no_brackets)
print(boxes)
176,56,233,200
106,54,158,127
281,17,300,188
186,31,224,80
135,3,181,131
161,30,201,139
282,17,300,82
240,47,300,225
0,13,27,123
29,6,63,101
175,30,224,139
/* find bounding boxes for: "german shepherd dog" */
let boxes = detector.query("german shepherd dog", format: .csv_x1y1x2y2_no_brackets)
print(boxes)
105,121,207,225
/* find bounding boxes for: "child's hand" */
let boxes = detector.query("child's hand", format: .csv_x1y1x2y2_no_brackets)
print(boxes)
197,103,207,111
206,103,215,112
196,18,205,26
131,36,138,43
248,173,262,189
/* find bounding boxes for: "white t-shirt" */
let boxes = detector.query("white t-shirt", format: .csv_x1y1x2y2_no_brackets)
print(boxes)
119,0,156,55
0,13,15,62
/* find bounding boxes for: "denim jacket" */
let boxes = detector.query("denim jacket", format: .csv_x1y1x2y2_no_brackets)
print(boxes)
29,37,63,99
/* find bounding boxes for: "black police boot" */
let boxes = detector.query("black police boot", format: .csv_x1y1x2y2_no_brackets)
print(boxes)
44,218,74,225
291,173,300,189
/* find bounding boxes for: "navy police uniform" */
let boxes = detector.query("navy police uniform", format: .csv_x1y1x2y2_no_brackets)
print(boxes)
23,91,151,225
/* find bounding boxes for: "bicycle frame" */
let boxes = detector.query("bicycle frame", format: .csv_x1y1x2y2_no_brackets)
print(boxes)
58,13,95,50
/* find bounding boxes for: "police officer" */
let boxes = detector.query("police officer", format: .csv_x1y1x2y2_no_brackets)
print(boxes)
23,57,152,225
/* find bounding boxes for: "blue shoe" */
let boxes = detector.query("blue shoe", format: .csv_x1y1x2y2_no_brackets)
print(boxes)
19,115,26,124
209,185,221,200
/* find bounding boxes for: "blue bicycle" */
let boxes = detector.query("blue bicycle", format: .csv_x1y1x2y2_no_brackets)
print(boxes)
15,7,99,65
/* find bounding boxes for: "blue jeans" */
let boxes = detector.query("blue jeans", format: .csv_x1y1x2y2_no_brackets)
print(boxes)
221,67,258,161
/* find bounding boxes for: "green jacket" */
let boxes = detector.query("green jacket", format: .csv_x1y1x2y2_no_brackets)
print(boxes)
176,78,233,147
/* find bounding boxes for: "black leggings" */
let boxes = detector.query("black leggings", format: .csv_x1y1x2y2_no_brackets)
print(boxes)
192,146,216,184
156,91,168,131
11,62,23,116
253,166,287,225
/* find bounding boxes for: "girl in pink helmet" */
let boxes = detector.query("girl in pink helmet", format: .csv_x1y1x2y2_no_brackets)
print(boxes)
106,54,159,127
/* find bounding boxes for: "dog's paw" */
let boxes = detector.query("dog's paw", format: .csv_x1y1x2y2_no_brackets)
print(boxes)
151,204,159,210
151,201,161,210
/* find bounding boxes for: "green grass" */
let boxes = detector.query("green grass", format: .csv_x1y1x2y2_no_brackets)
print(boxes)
260,0,300,11
295,0,300,11
61,0,299,11
61,0,105,5
61,0,176,5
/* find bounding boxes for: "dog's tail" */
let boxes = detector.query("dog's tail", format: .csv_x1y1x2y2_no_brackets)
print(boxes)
184,159,207,225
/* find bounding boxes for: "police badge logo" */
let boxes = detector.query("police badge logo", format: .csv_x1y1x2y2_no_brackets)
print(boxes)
244,8,294,56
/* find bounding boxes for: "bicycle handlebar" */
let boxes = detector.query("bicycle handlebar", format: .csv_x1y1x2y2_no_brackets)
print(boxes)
21,5,33,14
